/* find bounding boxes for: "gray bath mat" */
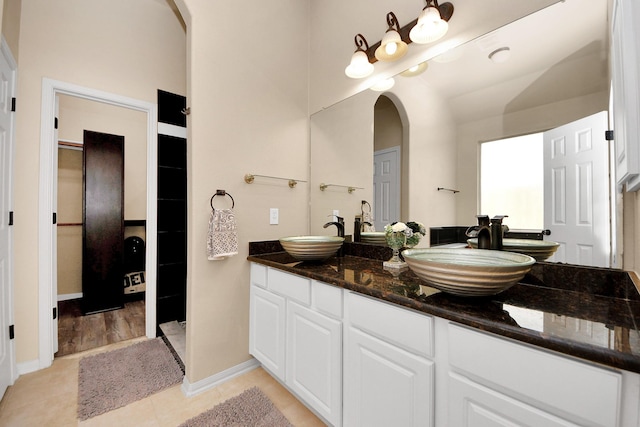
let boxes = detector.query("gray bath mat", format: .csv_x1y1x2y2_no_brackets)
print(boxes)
78,338,183,420
178,387,293,427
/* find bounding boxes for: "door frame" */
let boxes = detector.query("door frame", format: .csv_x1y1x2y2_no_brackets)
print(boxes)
0,36,17,392
38,78,158,369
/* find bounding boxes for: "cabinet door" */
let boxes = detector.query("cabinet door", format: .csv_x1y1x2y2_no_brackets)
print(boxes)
449,373,580,427
611,0,640,190
249,285,286,381
344,326,434,427
287,301,342,426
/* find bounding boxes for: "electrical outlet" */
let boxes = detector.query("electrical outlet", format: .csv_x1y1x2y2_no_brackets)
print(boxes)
332,209,340,220
270,208,279,225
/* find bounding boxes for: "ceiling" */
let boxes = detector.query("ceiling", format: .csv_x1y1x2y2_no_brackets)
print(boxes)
408,0,609,124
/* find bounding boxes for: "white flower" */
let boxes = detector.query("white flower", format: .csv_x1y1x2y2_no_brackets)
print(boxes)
391,222,407,232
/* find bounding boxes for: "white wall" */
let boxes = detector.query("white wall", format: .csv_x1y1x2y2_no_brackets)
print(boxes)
176,0,310,383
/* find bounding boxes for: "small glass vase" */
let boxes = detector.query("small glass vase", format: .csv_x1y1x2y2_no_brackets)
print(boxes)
383,231,408,269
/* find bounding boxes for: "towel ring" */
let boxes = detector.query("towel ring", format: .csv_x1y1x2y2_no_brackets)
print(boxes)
210,189,235,211
361,200,372,214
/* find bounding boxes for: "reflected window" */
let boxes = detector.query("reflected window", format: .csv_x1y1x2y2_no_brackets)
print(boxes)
480,134,543,229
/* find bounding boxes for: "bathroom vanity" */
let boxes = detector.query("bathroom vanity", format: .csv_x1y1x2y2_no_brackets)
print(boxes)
248,244,640,427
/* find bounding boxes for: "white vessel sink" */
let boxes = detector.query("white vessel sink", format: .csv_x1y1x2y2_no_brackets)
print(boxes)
402,248,535,297
279,236,344,261
467,238,560,261
360,232,386,245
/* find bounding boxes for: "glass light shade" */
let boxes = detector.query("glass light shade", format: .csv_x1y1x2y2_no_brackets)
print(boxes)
370,77,395,91
409,6,449,44
489,47,511,63
345,50,374,79
400,62,428,77
375,30,408,61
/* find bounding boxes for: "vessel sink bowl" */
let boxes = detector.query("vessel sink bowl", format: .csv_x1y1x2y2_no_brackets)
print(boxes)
467,238,560,261
279,236,344,261
402,248,535,297
360,231,386,245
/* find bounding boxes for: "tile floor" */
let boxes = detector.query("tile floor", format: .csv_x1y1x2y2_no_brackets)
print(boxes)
159,321,186,364
0,337,325,426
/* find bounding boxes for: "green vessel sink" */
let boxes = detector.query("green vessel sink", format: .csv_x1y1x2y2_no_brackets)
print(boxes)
402,248,535,297
279,236,344,261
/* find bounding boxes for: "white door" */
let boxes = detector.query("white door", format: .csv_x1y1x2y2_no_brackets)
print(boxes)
0,39,17,400
373,146,400,231
543,111,610,267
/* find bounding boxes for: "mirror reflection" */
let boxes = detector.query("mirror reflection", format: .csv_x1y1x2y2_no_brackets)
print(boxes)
309,0,609,267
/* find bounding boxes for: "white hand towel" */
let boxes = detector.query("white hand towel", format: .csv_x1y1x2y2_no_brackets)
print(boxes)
207,208,238,260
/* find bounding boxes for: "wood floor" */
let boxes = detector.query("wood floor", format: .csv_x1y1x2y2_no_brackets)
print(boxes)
56,297,146,357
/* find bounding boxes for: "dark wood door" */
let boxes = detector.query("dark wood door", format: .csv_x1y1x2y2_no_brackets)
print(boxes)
82,130,125,314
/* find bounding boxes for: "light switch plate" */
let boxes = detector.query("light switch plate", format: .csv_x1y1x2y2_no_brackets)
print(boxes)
270,208,279,225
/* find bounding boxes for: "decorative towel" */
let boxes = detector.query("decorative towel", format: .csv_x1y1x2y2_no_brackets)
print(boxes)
363,211,376,232
207,208,238,260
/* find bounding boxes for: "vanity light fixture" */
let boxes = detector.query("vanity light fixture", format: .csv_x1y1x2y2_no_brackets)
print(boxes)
374,12,408,62
345,34,375,78
409,0,453,44
400,61,428,77
344,1,454,79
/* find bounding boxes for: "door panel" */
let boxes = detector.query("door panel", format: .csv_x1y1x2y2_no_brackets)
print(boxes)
543,112,610,267
373,147,400,231
82,130,125,314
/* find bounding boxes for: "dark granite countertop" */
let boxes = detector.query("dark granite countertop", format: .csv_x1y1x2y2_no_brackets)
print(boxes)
248,242,640,374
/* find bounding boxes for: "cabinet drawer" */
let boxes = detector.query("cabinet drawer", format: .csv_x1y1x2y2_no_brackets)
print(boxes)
250,263,267,288
448,323,621,427
268,268,311,305
347,292,433,358
312,280,343,319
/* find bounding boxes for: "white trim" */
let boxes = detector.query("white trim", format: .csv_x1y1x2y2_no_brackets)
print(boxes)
16,359,40,376
57,293,82,302
1,36,18,387
180,359,260,397
39,78,158,370
158,122,187,138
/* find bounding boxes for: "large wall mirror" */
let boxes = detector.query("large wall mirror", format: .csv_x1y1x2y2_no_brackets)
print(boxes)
309,0,611,267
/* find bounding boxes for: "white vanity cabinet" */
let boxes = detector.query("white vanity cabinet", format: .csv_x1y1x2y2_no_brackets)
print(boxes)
249,264,343,426
446,323,626,427
250,263,640,427
343,292,435,427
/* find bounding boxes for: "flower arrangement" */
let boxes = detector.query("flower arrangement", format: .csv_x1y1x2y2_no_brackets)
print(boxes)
384,221,426,248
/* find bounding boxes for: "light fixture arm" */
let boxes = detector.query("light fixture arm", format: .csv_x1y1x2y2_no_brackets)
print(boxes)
354,33,370,52
385,11,401,33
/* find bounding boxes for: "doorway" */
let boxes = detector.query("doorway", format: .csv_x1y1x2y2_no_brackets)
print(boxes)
56,124,148,356
373,95,404,230
38,79,158,369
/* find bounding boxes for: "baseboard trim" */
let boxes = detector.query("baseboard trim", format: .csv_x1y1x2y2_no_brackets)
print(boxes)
17,359,41,376
58,292,82,301
181,358,260,397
